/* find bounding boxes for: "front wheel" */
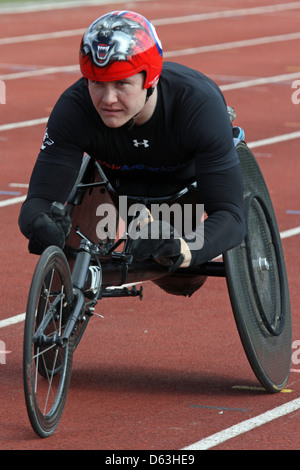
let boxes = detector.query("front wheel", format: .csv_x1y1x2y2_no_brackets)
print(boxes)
23,246,74,437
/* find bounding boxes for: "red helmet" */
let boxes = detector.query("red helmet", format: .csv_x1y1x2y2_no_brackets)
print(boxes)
79,11,163,89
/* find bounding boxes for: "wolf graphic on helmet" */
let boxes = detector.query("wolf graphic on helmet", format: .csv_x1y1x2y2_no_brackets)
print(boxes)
83,13,152,67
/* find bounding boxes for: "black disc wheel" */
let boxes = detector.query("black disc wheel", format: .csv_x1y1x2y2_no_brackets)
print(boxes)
224,142,292,393
23,246,74,437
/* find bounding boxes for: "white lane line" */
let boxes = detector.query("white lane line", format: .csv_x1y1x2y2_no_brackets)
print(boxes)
2,31,300,81
164,31,300,59
2,68,300,91
0,117,48,132
0,71,299,134
0,195,26,207
1,2,300,29
248,131,300,148
0,313,25,329
0,29,85,46
153,2,300,25
0,0,148,15
221,72,300,91
182,397,300,450
0,64,79,81
9,183,29,188
280,226,300,239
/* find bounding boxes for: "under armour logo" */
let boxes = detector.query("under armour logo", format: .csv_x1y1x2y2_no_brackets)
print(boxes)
133,139,149,148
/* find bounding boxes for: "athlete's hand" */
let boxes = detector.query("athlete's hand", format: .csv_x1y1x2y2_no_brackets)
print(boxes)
28,202,71,255
152,235,192,268
130,220,191,269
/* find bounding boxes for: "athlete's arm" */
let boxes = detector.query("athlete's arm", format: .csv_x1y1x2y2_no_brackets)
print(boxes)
186,163,246,266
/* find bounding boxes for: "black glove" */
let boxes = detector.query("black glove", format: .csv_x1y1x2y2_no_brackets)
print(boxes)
28,202,71,255
129,220,183,268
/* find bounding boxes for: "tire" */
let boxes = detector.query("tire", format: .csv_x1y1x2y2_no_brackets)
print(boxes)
224,142,292,393
23,246,74,437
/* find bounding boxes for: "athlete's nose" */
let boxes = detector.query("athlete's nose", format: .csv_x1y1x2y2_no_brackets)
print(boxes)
101,84,118,105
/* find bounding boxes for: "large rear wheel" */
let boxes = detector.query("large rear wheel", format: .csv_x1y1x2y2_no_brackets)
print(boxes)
224,142,292,393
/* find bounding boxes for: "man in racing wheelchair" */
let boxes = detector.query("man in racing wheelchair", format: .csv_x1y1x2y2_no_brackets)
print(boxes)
18,10,246,297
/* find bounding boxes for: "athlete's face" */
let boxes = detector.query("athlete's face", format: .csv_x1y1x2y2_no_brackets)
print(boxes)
88,73,151,128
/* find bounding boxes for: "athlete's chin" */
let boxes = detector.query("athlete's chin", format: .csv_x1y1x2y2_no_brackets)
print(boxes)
99,112,130,128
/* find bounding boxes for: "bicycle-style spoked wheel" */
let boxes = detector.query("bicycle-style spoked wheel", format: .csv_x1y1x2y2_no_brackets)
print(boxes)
23,246,74,437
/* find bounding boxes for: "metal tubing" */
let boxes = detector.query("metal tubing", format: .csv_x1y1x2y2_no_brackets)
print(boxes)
72,250,91,289
59,289,85,346
100,259,225,287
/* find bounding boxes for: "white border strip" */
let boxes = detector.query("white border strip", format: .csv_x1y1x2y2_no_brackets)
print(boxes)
182,397,300,450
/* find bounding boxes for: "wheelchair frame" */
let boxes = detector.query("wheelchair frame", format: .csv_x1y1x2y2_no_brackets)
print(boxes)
22,141,292,437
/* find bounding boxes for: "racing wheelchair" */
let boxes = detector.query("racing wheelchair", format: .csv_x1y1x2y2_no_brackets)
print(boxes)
23,122,292,438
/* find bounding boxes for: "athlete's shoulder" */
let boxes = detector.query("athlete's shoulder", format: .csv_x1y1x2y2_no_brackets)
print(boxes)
161,62,212,85
162,61,205,78
50,77,96,124
161,62,223,99
59,77,90,103
160,61,225,112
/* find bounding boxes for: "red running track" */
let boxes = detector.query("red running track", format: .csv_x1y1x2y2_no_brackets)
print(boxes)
0,0,299,450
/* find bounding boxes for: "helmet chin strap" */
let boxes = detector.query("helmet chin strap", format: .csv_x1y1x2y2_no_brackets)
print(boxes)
127,87,154,130
146,86,154,101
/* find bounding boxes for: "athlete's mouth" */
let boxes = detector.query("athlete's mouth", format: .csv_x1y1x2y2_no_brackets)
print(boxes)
102,108,123,114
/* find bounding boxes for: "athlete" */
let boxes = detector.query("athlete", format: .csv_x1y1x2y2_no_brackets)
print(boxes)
18,11,246,296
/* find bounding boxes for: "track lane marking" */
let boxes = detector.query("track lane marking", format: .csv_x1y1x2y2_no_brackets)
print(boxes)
182,398,300,450
0,65,80,81
1,2,300,28
0,195,26,207
164,31,300,58
221,72,300,91
0,0,148,15
0,117,48,132
0,313,26,329
248,131,300,148
2,31,300,80
2,68,300,87
1,71,299,134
